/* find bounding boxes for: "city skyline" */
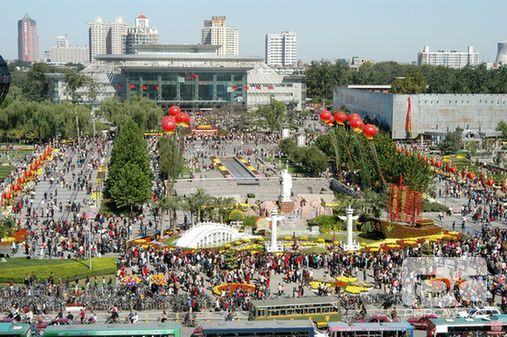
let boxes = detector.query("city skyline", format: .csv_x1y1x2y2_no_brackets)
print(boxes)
1,0,507,63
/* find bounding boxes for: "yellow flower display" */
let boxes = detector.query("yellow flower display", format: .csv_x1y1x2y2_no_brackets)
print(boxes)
344,285,371,294
336,276,358,284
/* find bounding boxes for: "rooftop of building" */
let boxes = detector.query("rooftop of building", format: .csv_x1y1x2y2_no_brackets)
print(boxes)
95,52,263,63
133,44,220,53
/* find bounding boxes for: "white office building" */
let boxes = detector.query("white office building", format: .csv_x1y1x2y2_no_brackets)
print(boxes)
417,46,480,68
48,36,89,64
88,16,110,62
265,31,297,67
124,14,159,54
201,16,239,56
109,17,129,54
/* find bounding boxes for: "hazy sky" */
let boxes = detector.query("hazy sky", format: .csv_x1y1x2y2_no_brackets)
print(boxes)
1,0,506,63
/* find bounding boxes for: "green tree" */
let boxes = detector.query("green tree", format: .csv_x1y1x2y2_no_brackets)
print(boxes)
158,137,185,188
211,196,236,223
391,69,428,94
496,121,507,139
439,128,464,154
107,162,151,212
184,189,211,226
158,195,181,236
106,118,152,212
300,146,328,176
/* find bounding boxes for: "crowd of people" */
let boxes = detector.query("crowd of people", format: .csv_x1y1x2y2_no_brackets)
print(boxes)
1,124,507,328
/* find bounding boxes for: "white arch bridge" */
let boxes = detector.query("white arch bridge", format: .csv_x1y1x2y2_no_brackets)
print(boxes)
175,222,253,248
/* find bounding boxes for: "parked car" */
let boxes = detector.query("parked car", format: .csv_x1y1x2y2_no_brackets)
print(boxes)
357,315,397,323
457,307,501,319
407,314,439,329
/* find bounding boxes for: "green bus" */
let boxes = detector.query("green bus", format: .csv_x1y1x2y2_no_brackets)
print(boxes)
249,297,341,328
0,323,32,337
42,324,180,337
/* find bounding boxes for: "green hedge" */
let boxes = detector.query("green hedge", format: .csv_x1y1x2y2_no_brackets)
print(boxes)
0,257,116,283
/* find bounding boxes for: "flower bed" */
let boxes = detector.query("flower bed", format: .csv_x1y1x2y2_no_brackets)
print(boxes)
212,283,255,295
237,156,259,175
371,218,442,238
210,156,232,178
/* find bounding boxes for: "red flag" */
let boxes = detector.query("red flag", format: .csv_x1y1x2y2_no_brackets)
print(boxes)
267,85,274,90
142,84,147,91
154,85,159,91
255,85,261,90
405,97,412,133
231,85,238,91
191,74,199,79
243,85,249,91
129,84,136,90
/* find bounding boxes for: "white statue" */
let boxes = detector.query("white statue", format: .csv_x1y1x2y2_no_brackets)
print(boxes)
339,206,359,251
280,168,292,202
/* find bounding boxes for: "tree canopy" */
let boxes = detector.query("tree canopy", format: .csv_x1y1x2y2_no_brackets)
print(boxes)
105,118,152,212
305,61,507,100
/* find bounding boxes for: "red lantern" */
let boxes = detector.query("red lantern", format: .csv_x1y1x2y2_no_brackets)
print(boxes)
435,161,442,168
26,170,33,178
350,118,364,133
486,179,494,187
5,193,11,200
168,105,181,117
325,116,335,126
12,184,20,192
396,147,403,154
319,110,332,121
334,111,347,125
35,159,41,166
347,113,360,123
40,154,46,161
449,167,457,174
175,112,190,127
362,124,378,140
161,116,177,133
466,172,475,180
30,164,37,171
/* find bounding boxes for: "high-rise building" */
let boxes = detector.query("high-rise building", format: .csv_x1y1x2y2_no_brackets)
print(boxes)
88,16,110,62
109,17,129,54
417,46,480,68
265,31,297,67
17,14,40,62
201,16,239,56
495,41,507,65
48,35,89,64
124,14,159,54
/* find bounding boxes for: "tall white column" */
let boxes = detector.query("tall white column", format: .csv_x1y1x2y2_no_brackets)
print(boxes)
268,209,283,252
339,206,359,251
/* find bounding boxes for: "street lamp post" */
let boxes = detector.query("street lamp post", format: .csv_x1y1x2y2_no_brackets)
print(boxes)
160,106,191,239
88,220,92,270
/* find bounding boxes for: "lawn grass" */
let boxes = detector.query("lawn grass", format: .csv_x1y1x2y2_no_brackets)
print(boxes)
0,166,14,179
0,257,116,283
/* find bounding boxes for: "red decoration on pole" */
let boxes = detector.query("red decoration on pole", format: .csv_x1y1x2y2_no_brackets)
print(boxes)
466,172,475,180
362,124,378,140
350,118,364,133
486,179,494,187
161,116,177,133
129,84,136,90
334,111,347,125
168,105,181,116
319,110,332,121
347,113,360,123
175,112,190,128
325,116,335,126
142,84,147,91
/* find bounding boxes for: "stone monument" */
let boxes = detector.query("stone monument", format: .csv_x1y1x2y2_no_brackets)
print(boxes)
339,206,359,251
267,209,283,252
